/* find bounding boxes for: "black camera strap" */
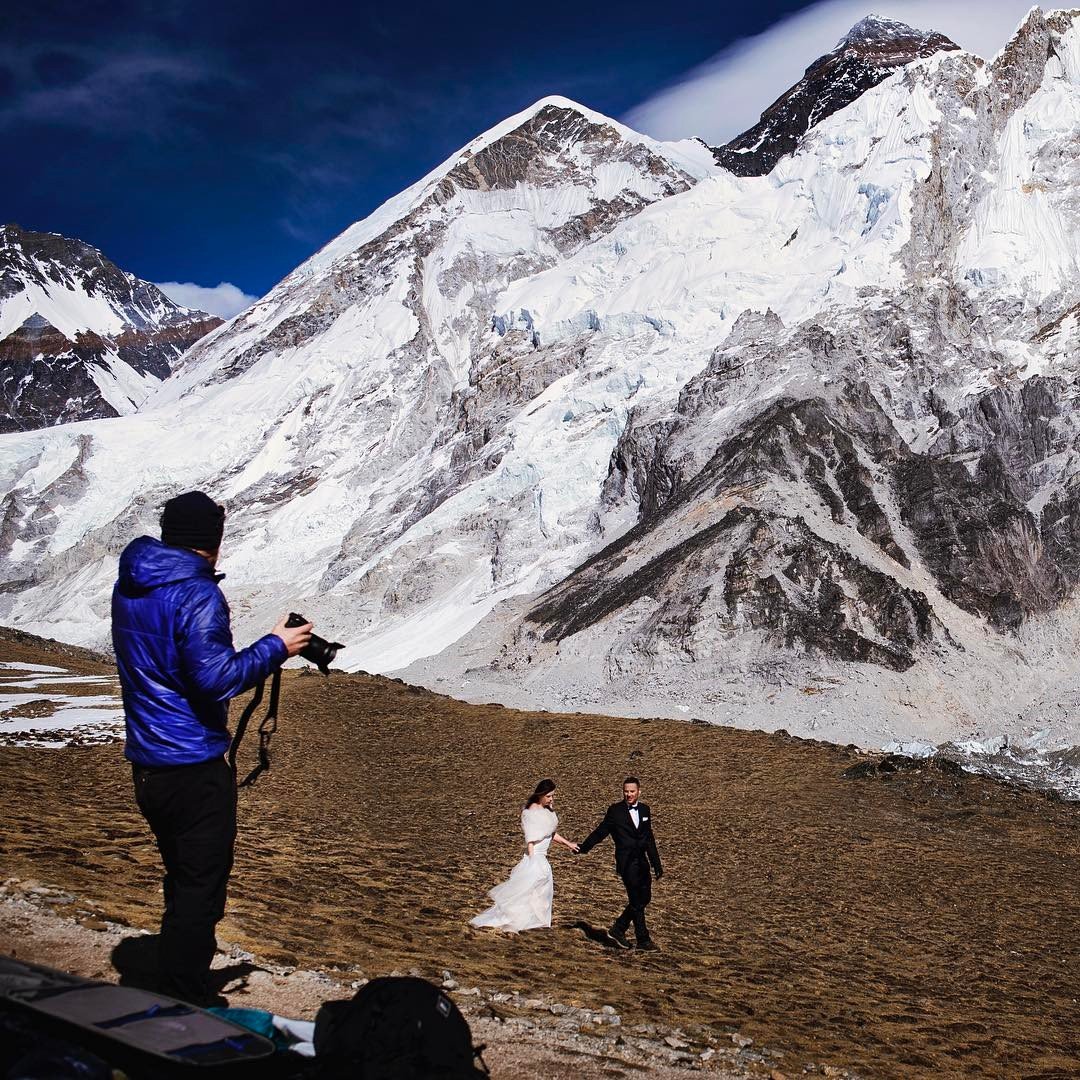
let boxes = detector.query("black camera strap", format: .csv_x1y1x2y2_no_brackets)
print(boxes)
227,668,281,789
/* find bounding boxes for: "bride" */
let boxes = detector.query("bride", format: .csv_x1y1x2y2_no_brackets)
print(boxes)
471,779,579,932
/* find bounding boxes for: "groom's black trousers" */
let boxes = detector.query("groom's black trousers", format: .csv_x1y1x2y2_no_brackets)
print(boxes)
612,856,652,943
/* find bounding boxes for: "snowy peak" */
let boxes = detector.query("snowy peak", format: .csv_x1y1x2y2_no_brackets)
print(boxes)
0,224,205,337
440,102,657,195
438,95,713,185
279,96,709,284
430,100,699,234
455,96,651,160
838,13,947,50
0,224,221,432
178,97,703,391
713,15,959,176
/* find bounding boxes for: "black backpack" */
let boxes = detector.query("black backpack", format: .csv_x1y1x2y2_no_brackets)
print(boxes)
312,977,488,1079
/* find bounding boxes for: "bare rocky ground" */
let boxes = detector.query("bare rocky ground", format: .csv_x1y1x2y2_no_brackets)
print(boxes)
1,635,1079,1077
0,880,765,1079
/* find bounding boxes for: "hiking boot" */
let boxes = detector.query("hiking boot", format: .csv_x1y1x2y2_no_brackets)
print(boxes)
636,939,659,951
607,927,633,949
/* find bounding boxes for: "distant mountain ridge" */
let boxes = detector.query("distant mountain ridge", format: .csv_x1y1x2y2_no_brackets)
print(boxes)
5,10,1080,755
712,14,961,175
0,224,221,432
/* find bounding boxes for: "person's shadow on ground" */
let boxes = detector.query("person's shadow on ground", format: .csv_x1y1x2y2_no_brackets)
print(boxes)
571,921,621,948
110,936,258,999
109,935,159,992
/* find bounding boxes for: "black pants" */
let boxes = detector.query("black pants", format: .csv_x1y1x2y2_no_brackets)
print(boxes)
612,856,652,944
132,757,236,1003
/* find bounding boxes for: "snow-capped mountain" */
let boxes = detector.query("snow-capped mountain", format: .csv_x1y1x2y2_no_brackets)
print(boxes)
713,15,960,175
0,225,221,432
4,10,1080,752
0,97,712,648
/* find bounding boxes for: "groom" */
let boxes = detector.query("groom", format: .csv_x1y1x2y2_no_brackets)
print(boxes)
577,776,663,950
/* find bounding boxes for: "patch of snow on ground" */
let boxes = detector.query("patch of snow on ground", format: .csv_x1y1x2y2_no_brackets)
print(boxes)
0,662,123,747
883,734,1080,801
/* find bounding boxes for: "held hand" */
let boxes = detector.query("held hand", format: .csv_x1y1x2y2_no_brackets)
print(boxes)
272,615,313,657
570,843,580,853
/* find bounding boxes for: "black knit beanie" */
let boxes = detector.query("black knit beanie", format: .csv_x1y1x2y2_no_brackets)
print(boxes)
160,491,226,552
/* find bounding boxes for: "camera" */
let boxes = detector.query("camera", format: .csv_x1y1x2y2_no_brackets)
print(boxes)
286,612,344,674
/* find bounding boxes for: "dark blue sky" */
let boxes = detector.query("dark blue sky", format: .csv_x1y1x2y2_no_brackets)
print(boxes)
4,0,815,301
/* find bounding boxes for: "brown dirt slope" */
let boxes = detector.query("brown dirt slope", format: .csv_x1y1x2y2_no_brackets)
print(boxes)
0,626,113,672
1,657,1078,1078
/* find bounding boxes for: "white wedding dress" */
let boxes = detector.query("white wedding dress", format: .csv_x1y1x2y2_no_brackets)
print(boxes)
471,805,557,932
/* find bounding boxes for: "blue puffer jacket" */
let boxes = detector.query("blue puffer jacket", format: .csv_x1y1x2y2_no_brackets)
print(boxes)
112,536,288,767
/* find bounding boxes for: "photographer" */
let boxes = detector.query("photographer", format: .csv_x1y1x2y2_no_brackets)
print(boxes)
111,490,312,1005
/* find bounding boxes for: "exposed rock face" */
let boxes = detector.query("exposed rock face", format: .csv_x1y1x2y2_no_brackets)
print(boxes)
0,224,221,432
531,355,1080,680
0,317,121,429
713,15,959,176
529,502,939,674
897,377,1080,629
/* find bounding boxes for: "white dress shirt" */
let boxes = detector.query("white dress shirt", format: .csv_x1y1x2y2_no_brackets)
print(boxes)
628,803,640,828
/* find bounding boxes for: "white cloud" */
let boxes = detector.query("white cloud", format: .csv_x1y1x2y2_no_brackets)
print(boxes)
154,280,258,319
624,0,1040,145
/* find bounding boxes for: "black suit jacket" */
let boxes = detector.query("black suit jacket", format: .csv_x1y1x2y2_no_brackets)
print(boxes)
579,800,662,877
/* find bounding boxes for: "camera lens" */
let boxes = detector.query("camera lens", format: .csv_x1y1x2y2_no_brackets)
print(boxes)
286,613,344,674
301,635,343,674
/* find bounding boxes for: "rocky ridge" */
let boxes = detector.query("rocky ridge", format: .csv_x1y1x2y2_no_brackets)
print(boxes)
0,224,221,432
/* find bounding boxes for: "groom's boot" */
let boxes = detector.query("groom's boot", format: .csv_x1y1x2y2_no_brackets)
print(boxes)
608,913,634,949
631,908,656,950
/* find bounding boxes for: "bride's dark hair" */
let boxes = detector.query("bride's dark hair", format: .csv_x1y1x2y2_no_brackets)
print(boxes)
525,778,556,808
